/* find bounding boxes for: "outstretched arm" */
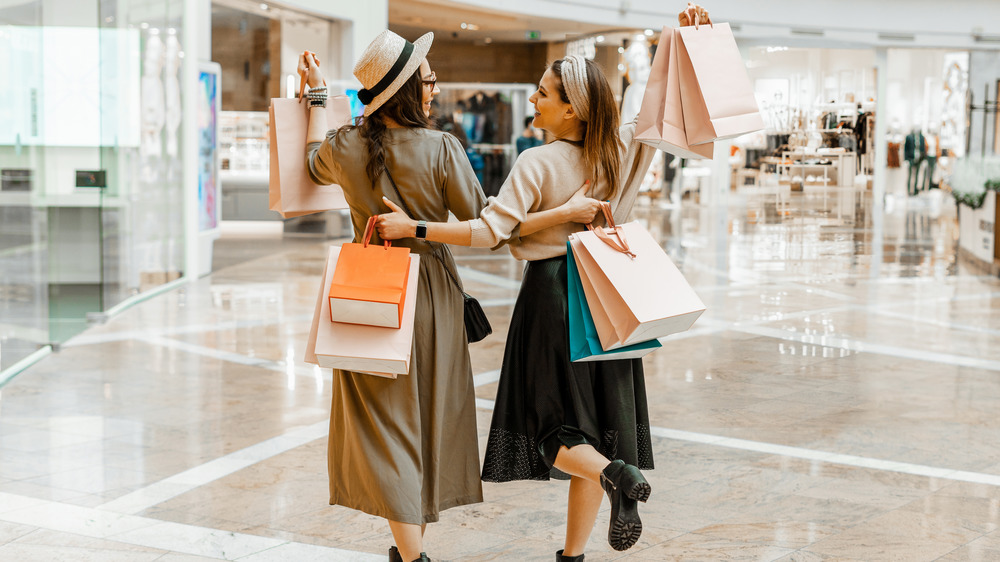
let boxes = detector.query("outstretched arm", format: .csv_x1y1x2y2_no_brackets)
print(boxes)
376,181,601,244
377,198,473,245
519,181,600,236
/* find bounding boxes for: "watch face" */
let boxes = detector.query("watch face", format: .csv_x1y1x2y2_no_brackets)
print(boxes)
416,222,427,239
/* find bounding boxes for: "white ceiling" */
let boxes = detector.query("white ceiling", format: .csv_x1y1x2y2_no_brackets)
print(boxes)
389,0,610,43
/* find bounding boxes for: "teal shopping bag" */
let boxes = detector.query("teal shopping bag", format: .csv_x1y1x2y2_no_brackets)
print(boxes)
566,242,661,362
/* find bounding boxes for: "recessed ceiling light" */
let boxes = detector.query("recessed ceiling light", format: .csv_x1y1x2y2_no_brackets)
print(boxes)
644,29,654,36
596,35,605,43
461,22,480,31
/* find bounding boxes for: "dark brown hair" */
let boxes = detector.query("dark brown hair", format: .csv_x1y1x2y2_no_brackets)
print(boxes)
343,70,431,185
551,58,624,199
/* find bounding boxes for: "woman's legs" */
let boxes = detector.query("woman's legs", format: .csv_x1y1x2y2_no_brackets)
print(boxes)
563,476,604,556
553,444,612,555
388,520,423,561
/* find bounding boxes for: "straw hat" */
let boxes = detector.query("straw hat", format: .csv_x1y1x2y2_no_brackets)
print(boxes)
353,30,434,117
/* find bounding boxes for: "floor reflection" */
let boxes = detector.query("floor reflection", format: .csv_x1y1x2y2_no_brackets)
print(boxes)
1,186,999,561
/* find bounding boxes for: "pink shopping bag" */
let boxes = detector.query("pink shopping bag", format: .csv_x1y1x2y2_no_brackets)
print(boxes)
304,245,420,378
268,96,352,218
635,26,714,160
675,21,765,145
570,204,705,350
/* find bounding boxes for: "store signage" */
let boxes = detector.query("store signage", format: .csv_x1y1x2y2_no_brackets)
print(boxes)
75,170,106,188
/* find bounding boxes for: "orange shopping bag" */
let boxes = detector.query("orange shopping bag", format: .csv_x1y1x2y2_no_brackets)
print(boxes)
329,216,411,329
268,96,352,218
569,203,705,350
635,26,713,160
675,19,765,145
304,245,420,378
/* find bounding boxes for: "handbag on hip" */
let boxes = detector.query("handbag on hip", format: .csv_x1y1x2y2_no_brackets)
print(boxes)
382,169,492,343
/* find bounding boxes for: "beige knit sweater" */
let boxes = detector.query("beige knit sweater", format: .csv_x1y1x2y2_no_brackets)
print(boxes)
469,120,656,261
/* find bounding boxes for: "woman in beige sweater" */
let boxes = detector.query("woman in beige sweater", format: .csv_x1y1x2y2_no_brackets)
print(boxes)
378,53,659,560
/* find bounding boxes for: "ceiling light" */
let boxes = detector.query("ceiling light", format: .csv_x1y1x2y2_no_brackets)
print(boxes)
596,35,605,43
644,29,654,36
461,22,480,31
484,37,493,44
259,3,269,10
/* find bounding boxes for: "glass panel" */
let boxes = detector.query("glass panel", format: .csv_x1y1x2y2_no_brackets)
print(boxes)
100,0,186,310
0,1,50,369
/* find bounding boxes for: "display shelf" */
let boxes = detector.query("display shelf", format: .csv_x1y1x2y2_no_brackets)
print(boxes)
777,150,856,187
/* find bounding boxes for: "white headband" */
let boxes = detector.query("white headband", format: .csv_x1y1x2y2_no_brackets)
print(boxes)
560,55,590,122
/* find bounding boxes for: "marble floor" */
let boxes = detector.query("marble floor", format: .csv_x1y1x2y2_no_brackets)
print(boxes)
2,184,1000,561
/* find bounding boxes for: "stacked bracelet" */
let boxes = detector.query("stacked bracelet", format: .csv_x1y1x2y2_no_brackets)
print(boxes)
306,86,328,109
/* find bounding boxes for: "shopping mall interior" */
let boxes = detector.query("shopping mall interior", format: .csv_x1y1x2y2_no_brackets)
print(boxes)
2,0,1000,560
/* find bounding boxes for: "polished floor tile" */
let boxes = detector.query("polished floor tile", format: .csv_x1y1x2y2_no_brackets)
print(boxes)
2,187,999,560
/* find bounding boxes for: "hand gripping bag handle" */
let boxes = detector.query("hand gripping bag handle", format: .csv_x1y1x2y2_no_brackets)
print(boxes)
362,215,391,249
586,201,636,258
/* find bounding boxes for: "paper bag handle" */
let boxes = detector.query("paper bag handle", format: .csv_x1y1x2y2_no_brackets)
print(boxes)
587,202,636,258
363,215,391,249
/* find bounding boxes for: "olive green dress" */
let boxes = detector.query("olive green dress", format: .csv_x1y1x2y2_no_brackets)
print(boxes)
307,127,486,524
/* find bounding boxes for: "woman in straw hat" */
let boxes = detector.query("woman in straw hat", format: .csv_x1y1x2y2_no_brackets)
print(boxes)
299,30,596,562
377,5,710,559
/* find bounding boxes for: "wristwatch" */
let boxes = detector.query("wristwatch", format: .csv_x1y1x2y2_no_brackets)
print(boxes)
415,220,427,239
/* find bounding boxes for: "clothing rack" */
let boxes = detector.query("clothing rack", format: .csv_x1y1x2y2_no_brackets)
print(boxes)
966,84,1000,157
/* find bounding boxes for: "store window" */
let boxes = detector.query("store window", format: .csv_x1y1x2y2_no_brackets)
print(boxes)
0,0,186,373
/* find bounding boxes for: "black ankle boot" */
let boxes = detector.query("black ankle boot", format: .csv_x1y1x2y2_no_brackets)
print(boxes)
600,459,651,551
411,554,430,562
388,546,403,562
556,548,585,561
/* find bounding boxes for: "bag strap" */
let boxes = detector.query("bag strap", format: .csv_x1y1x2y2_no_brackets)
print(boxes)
381,168,465,292
586,201,636,258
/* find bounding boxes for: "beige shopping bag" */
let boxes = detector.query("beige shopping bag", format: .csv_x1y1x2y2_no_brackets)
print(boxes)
635,26,714,160
675,22,765,145
570,204,705,351
304,245,420,378
268,96,352,218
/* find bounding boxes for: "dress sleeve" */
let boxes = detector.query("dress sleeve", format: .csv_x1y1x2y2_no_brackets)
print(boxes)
437,133,487,221
467,151,542,249
305,128,344,185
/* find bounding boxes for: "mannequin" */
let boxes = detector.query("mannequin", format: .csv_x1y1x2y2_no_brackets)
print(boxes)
924,129,939,190
903,126,927,196
140,30,165,165
163,30,182,159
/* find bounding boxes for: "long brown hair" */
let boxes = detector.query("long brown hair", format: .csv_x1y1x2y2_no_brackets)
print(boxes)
551,58,624,199
343,70,431,185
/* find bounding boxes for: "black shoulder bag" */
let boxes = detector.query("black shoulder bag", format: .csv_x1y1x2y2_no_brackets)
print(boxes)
382,169,492,343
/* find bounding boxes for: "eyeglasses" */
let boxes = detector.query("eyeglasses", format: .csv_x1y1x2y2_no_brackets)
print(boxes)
421,72,437,89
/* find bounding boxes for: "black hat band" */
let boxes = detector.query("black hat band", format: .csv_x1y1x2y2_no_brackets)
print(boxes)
357,40,415,105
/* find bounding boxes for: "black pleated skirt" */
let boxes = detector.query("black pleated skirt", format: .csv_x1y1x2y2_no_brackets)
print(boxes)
481,255,654,483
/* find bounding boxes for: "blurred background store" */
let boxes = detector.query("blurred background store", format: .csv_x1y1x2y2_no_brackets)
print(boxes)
1,0,999,387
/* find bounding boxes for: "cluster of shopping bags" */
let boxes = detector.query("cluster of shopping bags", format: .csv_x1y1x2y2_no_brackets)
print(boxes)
304,217,417,379
635,21,764,159
566,204,705,362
